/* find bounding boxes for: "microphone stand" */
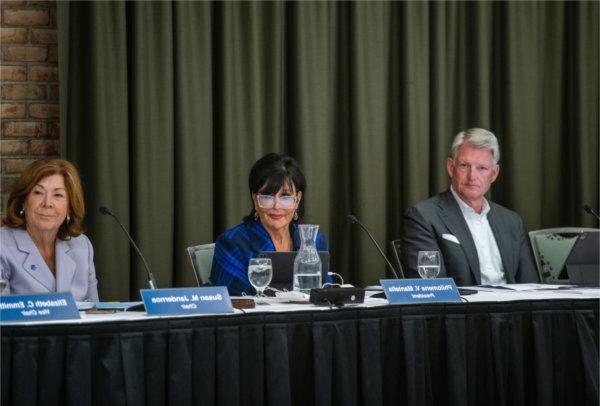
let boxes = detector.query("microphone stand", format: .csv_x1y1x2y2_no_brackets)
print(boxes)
99,206,158,289
347,214,401,279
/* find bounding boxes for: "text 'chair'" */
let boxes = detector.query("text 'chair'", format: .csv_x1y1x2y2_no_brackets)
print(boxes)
389,239,406,279
186,243,215,286
528,228,597,284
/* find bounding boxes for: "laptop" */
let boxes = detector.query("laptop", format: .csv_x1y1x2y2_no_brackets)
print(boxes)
257,251,330,291
562,231,600,286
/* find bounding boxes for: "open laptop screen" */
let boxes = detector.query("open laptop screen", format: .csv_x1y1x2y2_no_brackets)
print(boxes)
562,231,600,286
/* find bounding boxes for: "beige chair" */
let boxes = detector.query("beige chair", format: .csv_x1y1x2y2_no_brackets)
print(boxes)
186,243,215,286
528,228,598,283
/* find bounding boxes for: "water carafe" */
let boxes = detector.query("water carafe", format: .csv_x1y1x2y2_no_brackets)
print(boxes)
293,224,322,294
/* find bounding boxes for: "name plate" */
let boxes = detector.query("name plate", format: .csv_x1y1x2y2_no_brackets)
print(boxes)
0,292,81,323
140,287,234,316
380,278,461,304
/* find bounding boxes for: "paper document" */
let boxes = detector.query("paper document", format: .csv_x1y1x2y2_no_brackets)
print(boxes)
76,301,95,310
93,301,145,311
478,283,575,291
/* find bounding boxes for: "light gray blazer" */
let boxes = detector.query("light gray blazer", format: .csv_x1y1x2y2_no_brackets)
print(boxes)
401,190,539,286
0,227,99,301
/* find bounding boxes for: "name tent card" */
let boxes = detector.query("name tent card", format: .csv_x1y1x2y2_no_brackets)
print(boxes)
380,278,461,304
0,292,81,323
141,287,234,316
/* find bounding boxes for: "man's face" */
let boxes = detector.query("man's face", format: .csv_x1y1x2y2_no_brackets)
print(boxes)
446,143,499,209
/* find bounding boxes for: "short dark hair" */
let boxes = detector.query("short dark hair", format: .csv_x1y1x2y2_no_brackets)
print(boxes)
244,153,307,222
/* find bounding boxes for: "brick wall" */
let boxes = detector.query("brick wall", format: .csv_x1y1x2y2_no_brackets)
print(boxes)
0,0,59,210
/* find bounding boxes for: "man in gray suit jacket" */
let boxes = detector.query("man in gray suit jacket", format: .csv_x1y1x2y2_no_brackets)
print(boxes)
401,128,539,286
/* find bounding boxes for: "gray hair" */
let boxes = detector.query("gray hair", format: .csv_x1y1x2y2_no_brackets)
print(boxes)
450,128,500,164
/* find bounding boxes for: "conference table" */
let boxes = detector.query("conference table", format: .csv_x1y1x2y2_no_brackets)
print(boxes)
1,287,599,406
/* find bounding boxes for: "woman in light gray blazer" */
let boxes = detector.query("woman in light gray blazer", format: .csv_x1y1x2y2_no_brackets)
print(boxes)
1,159,98,301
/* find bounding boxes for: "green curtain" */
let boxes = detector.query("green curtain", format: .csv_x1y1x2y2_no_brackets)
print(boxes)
58,1,598,301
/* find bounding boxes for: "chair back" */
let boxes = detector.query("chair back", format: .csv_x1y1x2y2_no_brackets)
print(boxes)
528,228,598,283
389,239,405,278
186,243,216,286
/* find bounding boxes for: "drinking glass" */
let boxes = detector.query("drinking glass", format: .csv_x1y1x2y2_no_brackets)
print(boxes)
248,258,273,297
417,251,441,279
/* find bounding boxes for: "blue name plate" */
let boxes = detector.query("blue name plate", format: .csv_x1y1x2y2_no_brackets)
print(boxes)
0,292,81,323
380,278,461,304
140,287,234,316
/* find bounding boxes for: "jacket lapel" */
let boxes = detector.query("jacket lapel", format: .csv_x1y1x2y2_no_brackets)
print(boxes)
248,221,299,251
487,208,515,283
291,224,300,250
55,239,76,293
248,221,275,253
13,228,55,292
438,191,482,284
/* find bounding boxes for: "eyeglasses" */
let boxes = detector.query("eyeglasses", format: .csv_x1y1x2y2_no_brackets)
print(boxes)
454,161,493,174
256,194,298,209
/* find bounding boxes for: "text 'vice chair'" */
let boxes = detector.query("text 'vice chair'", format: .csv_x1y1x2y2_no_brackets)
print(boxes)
186,243,215,286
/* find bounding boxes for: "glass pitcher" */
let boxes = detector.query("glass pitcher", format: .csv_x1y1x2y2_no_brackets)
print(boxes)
293,224,322,294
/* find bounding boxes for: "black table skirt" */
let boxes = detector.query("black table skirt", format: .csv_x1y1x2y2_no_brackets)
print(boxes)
1,299,598,406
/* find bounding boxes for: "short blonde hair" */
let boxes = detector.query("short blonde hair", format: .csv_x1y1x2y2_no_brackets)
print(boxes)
2,159,86,240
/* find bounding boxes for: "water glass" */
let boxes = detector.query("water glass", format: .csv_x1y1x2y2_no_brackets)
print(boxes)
248,258,273,297
417,251,441,279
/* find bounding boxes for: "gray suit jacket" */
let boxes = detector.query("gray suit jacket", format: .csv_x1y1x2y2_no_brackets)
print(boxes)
0,227,99,301
401,190,539,286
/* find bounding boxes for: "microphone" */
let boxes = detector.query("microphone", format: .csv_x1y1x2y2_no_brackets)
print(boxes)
583,204,600,221
99,206,158,289
347,214,401,279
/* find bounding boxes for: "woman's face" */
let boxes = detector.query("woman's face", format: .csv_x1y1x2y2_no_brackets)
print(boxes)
24,174,69,235
253,183,302,234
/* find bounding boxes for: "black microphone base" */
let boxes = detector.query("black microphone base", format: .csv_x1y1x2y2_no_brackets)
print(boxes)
309,287,365,306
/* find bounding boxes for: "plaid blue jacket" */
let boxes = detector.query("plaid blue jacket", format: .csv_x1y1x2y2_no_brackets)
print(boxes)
210,220,328,296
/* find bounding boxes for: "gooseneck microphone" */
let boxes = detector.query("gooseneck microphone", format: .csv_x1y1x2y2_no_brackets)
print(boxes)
347,214,401,279
99,206,158,289
583,204,600,221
